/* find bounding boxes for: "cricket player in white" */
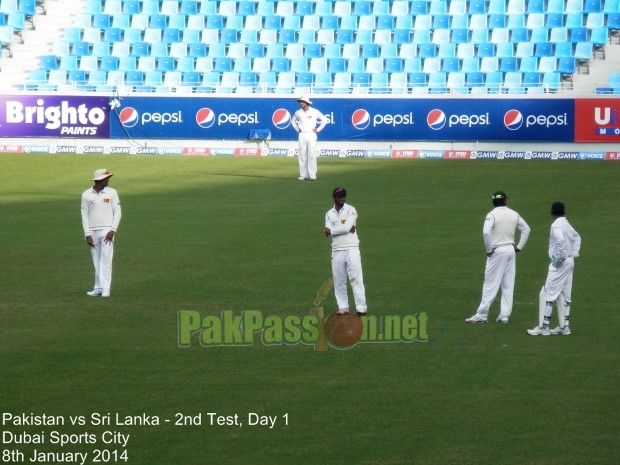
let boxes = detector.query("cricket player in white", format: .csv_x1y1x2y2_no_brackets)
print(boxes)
81,169,122,298
291,95,327,181
528,202,581,336
466,191,530,323
324,187,367,316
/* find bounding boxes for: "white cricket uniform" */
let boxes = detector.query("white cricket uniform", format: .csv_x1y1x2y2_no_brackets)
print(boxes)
538,217,582,327
325,203,367,313
291,106,327,179
475,206,530,320
81,186,122,294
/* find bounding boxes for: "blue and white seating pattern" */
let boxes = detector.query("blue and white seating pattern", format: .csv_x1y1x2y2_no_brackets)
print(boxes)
15,0,620,93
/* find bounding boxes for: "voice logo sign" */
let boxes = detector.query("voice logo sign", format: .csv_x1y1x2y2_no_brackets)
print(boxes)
504,109,524,130
196,108,216,129
118,107,139,128
426,109,446,130
272,109,291,129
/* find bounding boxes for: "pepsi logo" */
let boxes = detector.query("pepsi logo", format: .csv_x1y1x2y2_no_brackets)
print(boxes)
504,109,523,130
351,109,370,130
272,109,291,129
118,107,139,128
427,109,446,130
196,108,216,129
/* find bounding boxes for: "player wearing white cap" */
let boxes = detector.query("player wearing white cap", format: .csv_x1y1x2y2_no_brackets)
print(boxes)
291,95,327,181
528,202,581,336
81,169,122,297
466,191,531,323
324,187,367,316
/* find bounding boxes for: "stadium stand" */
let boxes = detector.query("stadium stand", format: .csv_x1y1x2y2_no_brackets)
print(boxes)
0,0,619,93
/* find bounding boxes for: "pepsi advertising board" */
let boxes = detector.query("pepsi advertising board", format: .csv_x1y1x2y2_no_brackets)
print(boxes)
0,95,110,138
110,96,575,142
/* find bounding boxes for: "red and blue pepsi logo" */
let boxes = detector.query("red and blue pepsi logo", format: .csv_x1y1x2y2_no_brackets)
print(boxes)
427,109,446,130
504,109,523,130
272,109,291,129
351,109,370,130
196,108,216,129
118,107,139,128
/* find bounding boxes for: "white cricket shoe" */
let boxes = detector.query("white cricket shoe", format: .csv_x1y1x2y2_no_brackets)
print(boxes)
465,314,488,324
336,309,350,315
87,289,103,297
550,326,571,335
496,317,509,323
527,326,550,336
298,176,307,181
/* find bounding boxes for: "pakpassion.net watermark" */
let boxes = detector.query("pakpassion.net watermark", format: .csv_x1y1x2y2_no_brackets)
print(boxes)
177,309,429,351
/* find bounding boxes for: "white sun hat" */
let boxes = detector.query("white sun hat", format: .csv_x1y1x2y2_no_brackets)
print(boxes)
91,169,114,181
296,95,312,105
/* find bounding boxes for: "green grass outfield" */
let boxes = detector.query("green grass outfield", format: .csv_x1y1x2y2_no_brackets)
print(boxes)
1,154,619,465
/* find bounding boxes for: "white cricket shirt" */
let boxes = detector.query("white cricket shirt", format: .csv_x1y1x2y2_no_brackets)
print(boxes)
325,203,360,250
483,206,530,252
548,217,581,260
81,186,122,236
291,107,327,134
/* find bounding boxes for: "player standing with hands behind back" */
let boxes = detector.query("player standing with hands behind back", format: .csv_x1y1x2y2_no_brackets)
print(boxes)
291,95,327,181
81,169,122,298
528,202,581,336
324,187,368,316
466,191,530,324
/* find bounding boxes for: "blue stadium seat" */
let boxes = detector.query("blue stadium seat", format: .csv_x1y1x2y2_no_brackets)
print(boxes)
92,14,111,29
271,57,290,72
496,42,514,58
361,43,379,58
500,57,519,72
543,72,561,91
296,2,314,16
442,57,460,72
546,13,565,28
214,57,233,72
304,43,322,58
157,56,176,71
519,56,539,71
428,71,448,93
347,57,365,73
309,57,328,73
100,56,119,71
480,57,499,72
182,70,201,87
138,56,156,71
451,29,470,44
539,56,557,72
461,57,480,72
313,72,332,93
554,41,574,57
535,42,555,57
523,71,543,86
180,1,198,15
118,56,137,71
40,55,58,70
332,72,351,93
404,57,422,72
328,57,346,73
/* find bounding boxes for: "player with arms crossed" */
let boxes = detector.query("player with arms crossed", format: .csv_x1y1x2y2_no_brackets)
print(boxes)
324,187,368,316
466,191,531,324
528,202,581,336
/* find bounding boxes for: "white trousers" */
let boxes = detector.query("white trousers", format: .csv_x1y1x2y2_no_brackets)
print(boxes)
331,248,367,312
89,229,115,293
298,132,318,179
475,244,516,319
538,257,574,327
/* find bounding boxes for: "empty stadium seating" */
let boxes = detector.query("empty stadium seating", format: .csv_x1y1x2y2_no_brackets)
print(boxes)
7,0,620,93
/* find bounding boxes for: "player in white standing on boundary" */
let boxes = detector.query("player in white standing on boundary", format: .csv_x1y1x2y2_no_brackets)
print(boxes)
466,191,531,324
324,187,368,316
291,95,327,181
528,202,581,336
81,169,122,298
